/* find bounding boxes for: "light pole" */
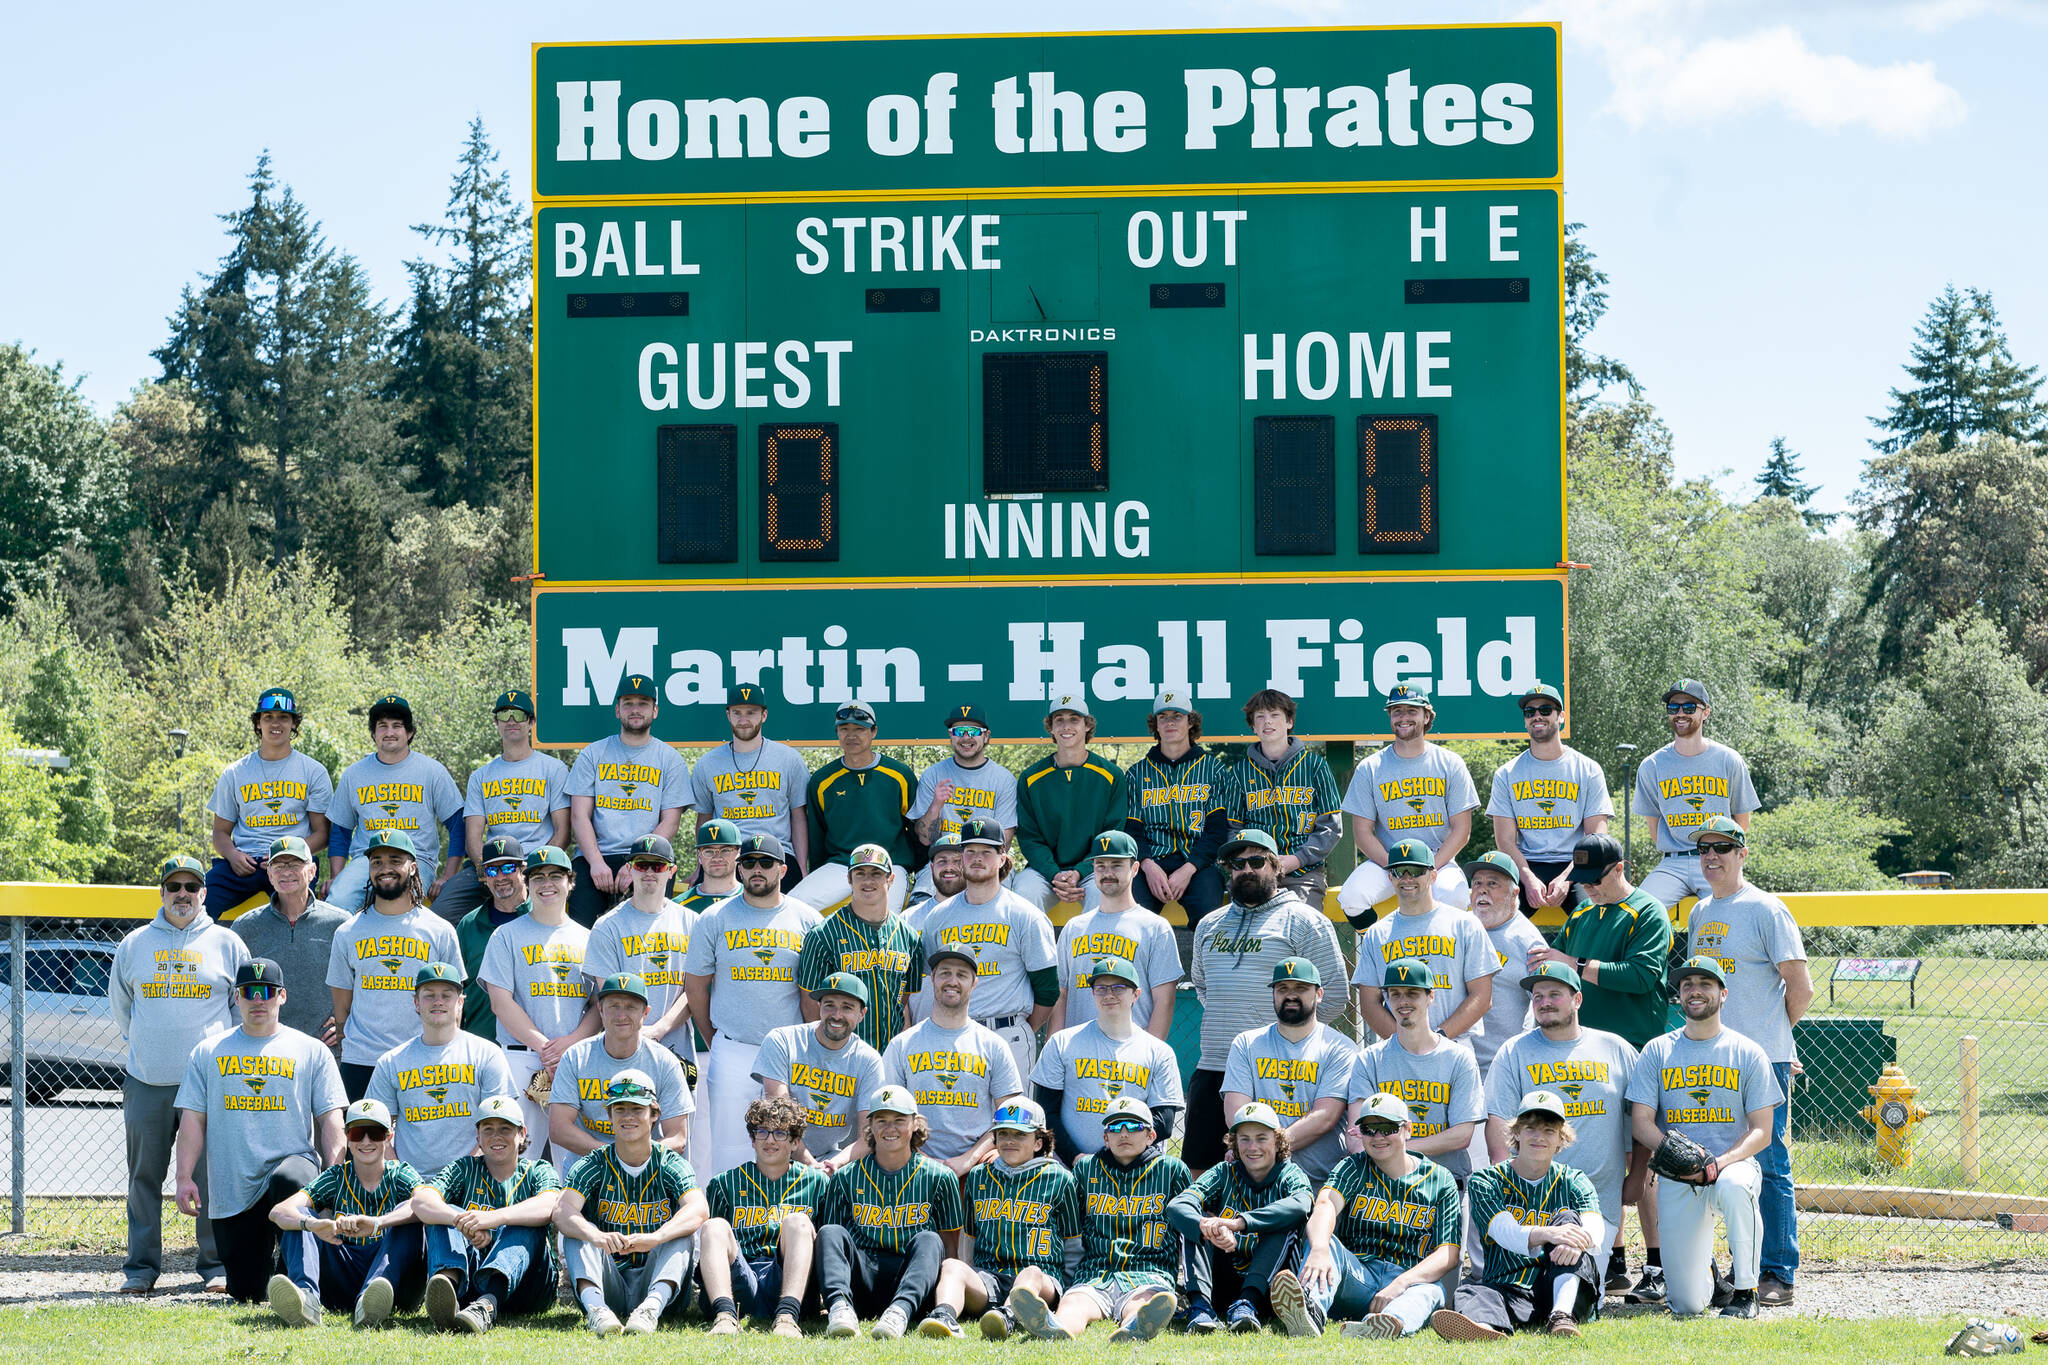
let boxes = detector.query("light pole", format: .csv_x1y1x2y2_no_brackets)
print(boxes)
1616,743,1639,869
169,728,189,841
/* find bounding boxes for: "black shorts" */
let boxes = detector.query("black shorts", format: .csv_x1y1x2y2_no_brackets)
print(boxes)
1522,860,1587,916
1184,1068,1228,1170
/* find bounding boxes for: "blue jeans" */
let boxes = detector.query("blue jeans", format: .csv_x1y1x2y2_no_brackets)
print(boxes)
282,1224,424,1311
1298,1240,1443,1335
204,858,275,916
424,1223,556,1316
1761,1060,1798,1284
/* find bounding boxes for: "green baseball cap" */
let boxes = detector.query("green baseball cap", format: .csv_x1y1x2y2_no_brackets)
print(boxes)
728,684,768,708
849,843,893,873
814,972,871,1007
1386,838,1434,872
616,675,659,701
414,962,465,991
1689,815,1747,848
1671,955,1728,988
267,836,314,864
597,972,650,1003
526,845,573,872
1383,681,1435,712
1518,682,1563,709
1083,956,1140,988
157,854,205,883
697,819,742,848
603,1069,659,1109
1218,828,1280,860
928,831,963,853
493,690,536,718
869,1085,919,1117
1271,956,1321,987
361,829,416,856
1521,960,1583,992
254,687,298,716
1461,849,1519,885
1089,830,1139,861
368,693,414,727
1383,957,1435,989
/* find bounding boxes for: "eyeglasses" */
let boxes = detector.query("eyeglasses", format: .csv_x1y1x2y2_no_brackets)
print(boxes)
1665,701,1701,714
1522,705,1559,718
164,880,203,895
348,1126,390,1142
948,726,987,739
1359,1121,1399,1137
1695,841,1741,855
1104,1120,1149,1134
482,862,522,878
238,984,280,1001
748,1127,801,1141
738,856,780,870
1224,856,1274,871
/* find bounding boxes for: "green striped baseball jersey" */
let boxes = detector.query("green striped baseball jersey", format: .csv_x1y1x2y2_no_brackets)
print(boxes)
565,1145,698,1269
305,1159,422,1245
1320,1152,1461,1267
705,1160,830,1261
1074,1149,1191,1285
806,756,918,867
1122,745,1239,863
1171,1158,1314,1269
820,1152,964,1256
675,886,739,916
1465,1160,1599,1290
428,1154,561,1210
1234,747,1342,860
962,1155,1081,1282
796,908,923,1051
1017,751,1127,879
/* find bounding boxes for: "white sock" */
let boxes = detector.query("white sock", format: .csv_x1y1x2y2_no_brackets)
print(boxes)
644,1281,676,1314
1551,1277,1580,1317
579,1286,607,1315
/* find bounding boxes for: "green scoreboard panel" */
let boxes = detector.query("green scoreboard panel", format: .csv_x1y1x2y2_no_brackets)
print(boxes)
531,26,1568,745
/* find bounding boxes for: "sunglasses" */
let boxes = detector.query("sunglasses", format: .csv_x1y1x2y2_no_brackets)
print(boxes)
1666,701,1702,714
164,880,203,895
1695,841,1741,855
494,710,529,722
948,725,987,739
1359,1121,1400,1137
1522,705,1559,718
257,694,297,713
1389,867,1428,881
482,862,522,877
1224,856,1274,871
238,984,281,1000
630,859,673,871
348,1126,390,1142
738,856,780,869
1104,1120,1150,1134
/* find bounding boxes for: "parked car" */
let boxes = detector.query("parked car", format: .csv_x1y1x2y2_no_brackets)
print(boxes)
0,939,125,1104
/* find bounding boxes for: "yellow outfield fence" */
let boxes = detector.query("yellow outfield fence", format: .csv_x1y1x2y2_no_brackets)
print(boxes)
5,881,2046,1260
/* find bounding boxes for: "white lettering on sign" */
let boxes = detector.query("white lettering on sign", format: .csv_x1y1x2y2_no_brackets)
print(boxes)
941,502,1150,562
1182,68,1533,151
553,221,702,278
1241,332,1452,400
556,81,831,161
637,341,851,411
1126,210,1248,268
1265,618,1534,698
794,216,1004,275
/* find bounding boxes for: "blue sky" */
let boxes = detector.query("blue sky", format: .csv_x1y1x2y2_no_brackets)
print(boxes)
4,0,2040,514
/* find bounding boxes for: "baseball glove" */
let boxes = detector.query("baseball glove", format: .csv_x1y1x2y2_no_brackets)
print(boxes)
525,1066,555,1104
1649,1131,1720,1185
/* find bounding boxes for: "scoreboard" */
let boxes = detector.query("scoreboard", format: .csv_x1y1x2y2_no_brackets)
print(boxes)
530,26,1567,745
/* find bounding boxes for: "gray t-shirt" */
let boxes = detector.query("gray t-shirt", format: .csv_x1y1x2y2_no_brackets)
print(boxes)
1472,914,1549,1074
1350,1033,1485,1179
681,897,823,1044
464,750,572,850
910,758,1019,837
585,900,700,1056
1054,905,1183,1030
478,914,592,1040
752,1022,885,1158
551,1033,694,1141
1634,740,1760,854
1687,884,1806,1063
565,734,694,856
1221,1022,1357,1186
1350,903,1499,1038
1484,1025,1639,1221
1190,892,1350,1070
329,750,464,867
1626,1027,1784,1158
1342,743,1479,852
918,888,1058,1022
175,1024,347,1217
881,1017,1025,1161
1030,1021,1184,1156
230,900,350,1044
690,738,814,847
324,906,466,1066
1485,746,1614,859
367,1031,515,1177
208,750,335,858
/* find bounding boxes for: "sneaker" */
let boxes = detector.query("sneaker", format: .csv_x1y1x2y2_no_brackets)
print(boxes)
709,1312,741,1336
1625,1265,1667,1305
1605,1260,1632,1293
426,1272,462,1331
1757,1275,1794,1307
1226,1299,1261,1333
202,1278,230,1295
1269,1270,1323,1339
772,1313,803,1339
454,1298,498,1334
1547,1311,1581,1338
267,1273,320,1328
623,1301,664,1335
919,1312,964,1339
1185,1296,1223,1334
1720,1291,1759,1320
1109,1293,1176,1343
1428,1310,1502,1343
826,1299,860,1338
872,1305,910,1340
354,1276,395,1329
1341,1312,1407,1340
586,1304,624,1338
979,1307,1014,1340
1007,1286,1071,1341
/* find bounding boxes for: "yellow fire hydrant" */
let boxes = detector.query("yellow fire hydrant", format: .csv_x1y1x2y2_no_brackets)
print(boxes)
1859,1064,1930,1167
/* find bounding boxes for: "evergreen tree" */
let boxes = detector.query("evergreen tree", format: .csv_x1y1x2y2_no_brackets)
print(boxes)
0,345,130,605
1563,220,1637,403
1872,284,2046,452
1754,436,1831,528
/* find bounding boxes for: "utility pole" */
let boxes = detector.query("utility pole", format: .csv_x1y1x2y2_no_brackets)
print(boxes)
1616,743,1639,869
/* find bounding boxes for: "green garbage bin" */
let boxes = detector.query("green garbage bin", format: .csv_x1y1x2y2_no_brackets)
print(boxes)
1790,1017,1896,1140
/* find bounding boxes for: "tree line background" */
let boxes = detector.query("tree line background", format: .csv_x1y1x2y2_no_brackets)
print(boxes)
2,124,2044,903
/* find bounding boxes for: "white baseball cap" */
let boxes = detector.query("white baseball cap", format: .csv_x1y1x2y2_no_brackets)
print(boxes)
1046,691,1091,719
475,1094,525,1129
344,1098,392,1132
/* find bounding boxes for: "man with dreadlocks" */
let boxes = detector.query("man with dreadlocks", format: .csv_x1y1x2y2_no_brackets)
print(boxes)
326,831,465,1100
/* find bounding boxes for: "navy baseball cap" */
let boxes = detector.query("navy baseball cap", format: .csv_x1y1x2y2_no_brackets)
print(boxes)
739,833,786,862
236,959,285,989
479,835,525,866
628,834,677,865
728,685,768,708
957,817,1004,848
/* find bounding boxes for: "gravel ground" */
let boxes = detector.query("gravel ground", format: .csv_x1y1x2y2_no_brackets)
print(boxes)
4,1252,2047,1319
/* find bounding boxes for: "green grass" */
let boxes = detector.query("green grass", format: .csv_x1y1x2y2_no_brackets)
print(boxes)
0,1303,2034,1364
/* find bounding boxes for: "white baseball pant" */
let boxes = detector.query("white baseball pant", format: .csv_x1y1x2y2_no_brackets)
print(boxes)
1657,1156,1762,1315
699,1033,764,1181
1338,859,1470,917
788,863,908,914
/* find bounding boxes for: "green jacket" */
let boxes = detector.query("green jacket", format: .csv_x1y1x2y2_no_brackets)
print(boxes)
1554,887,1673,1049
455,900,528,1043
1016,749,1126,879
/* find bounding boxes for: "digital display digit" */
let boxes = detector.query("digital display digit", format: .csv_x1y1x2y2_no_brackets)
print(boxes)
760,423,838,562
1358,415,1439,554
